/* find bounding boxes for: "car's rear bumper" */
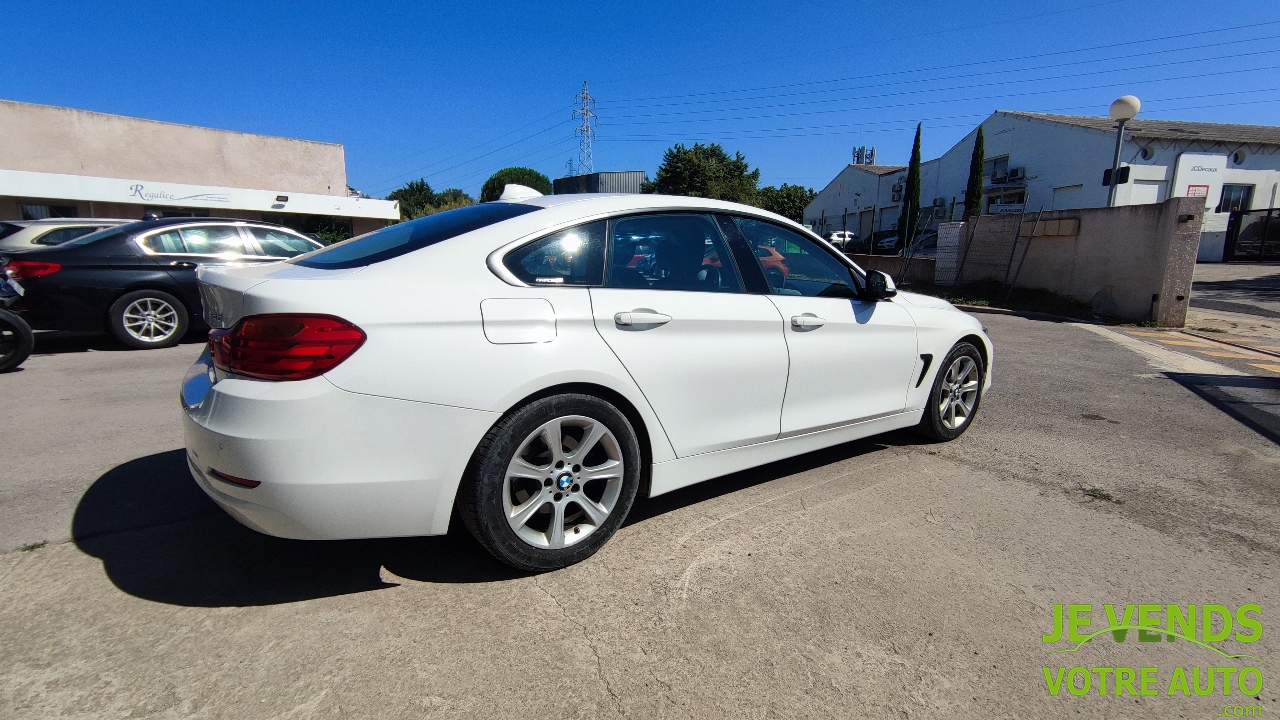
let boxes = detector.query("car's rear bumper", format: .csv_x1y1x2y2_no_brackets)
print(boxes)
181,349,499,540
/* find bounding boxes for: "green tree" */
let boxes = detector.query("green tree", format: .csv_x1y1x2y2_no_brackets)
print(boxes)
897,123,923,246
963,126,985,221
756,183,816,223
480,167,553,202
386,179,475,221
642,142,760,204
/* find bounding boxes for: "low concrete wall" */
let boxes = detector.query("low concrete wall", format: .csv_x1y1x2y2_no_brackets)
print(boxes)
844,253,936,285
943,197,1203,326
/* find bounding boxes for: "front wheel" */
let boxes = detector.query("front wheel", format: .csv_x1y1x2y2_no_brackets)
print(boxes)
0,308,33,372
108,290,188,349
916,342,984,441
458,394,642,571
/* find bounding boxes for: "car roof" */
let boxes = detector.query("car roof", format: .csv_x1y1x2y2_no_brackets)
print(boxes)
6,218,133,226
512,193,807,231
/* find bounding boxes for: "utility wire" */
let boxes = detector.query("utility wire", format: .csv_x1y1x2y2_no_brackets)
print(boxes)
597,87,1280,139
604,49,1280,123
362,104,572,194
602,19,1280,106
601,33,1280,112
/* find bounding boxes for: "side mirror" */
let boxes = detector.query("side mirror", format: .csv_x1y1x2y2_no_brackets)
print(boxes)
865,270,897,300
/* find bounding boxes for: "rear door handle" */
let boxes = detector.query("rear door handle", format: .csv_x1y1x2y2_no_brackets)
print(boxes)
791,314,826,330
169,261,197,269
614,311,672,327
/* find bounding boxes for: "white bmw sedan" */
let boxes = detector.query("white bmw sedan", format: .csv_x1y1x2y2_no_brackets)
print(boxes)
182,187,993,570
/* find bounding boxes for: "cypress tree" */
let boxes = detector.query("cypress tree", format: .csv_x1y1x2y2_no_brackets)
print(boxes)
963,126,985,220
897,123,923,248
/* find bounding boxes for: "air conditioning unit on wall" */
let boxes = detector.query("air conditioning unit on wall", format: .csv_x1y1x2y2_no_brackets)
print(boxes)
1009,167,1026,181
932,197,946,207
892,191,903,202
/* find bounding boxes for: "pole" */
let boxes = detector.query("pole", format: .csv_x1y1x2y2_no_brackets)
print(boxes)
1107,118,1128,207
1004,208,1045,302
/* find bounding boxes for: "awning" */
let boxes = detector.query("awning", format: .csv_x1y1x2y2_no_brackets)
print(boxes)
0,168,399,220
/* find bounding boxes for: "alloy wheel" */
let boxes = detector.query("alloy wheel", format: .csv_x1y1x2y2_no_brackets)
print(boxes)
122,297,180,343
938,356,980,430
503,415,625,550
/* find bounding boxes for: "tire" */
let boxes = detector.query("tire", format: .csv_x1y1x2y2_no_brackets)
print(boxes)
108,290,188,350
916,342,984,442
458,393,642,572
0,308,33,373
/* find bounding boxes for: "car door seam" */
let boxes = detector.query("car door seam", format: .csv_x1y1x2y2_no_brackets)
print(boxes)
586,287,678,458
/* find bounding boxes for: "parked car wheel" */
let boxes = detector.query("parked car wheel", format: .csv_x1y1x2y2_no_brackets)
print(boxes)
916,342,984,441
458,393,642,571
108,290,189,349
0,308,33,372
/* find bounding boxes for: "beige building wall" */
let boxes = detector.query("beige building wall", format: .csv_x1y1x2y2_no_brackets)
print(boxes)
0,100,347,196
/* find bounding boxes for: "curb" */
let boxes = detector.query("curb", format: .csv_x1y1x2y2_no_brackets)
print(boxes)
1180,330,1280,360
952,304,1098,324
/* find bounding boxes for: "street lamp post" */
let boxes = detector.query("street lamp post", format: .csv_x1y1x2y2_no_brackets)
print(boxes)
1107,95,1141,207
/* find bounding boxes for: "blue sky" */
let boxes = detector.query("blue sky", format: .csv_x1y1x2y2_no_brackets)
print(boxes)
2,1,1278,199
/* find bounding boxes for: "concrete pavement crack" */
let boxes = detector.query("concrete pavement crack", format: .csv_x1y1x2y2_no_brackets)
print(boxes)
534,575,627,717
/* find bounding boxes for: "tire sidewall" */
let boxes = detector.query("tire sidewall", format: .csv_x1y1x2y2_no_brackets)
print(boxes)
922,342,984,441
463,393,642,571
108,290,189,349
0,308,33,372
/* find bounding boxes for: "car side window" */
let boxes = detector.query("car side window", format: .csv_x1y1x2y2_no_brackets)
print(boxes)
734,217,860,298
180,225,249,256
34,226,104,246
141,230,188,254
504,221,606,286
248,227,319,258
606,213,744,293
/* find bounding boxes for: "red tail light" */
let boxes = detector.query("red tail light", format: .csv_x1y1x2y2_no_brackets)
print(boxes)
210,314,366,380
6,260,62,280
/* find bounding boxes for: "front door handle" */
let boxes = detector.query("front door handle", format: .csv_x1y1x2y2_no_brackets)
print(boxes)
791,314,826,330
614,310,672,327
169,261,197,269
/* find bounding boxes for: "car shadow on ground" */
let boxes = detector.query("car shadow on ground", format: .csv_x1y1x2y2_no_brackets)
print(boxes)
32,330,207,355
75,434,919,607
1165,372,1280,446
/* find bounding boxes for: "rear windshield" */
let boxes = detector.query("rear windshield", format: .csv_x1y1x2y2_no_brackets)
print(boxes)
293,203,542,269
0,223,24,241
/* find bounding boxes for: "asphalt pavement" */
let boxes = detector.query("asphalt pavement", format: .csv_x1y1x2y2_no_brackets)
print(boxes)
2,315,1279,719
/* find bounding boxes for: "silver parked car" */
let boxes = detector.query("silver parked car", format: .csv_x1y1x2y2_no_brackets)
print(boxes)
0,218,132,252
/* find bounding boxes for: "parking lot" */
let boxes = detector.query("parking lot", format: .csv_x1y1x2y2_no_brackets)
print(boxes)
2,311,1279,718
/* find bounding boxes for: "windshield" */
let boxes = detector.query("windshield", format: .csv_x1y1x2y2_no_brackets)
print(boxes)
293,203,541,269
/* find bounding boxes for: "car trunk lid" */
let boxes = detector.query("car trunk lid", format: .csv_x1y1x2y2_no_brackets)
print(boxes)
197,263,364,328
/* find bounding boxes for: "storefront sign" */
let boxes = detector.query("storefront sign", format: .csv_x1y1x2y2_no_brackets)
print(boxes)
1172,153,1227,209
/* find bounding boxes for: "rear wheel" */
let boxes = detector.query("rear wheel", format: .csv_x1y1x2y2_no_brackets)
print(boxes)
109,290,188,349
459,394,642,571
0,308,33,372
916,342,984,441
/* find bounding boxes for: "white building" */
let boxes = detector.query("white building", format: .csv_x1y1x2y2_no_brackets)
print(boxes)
804,111,1280,261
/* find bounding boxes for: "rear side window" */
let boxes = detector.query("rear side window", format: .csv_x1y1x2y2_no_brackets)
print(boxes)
33,226,105,246
504,221,605,286
141,230,187,254
248,227,319,257
295,203,541,269
607,213,744,293
180,226,250,255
